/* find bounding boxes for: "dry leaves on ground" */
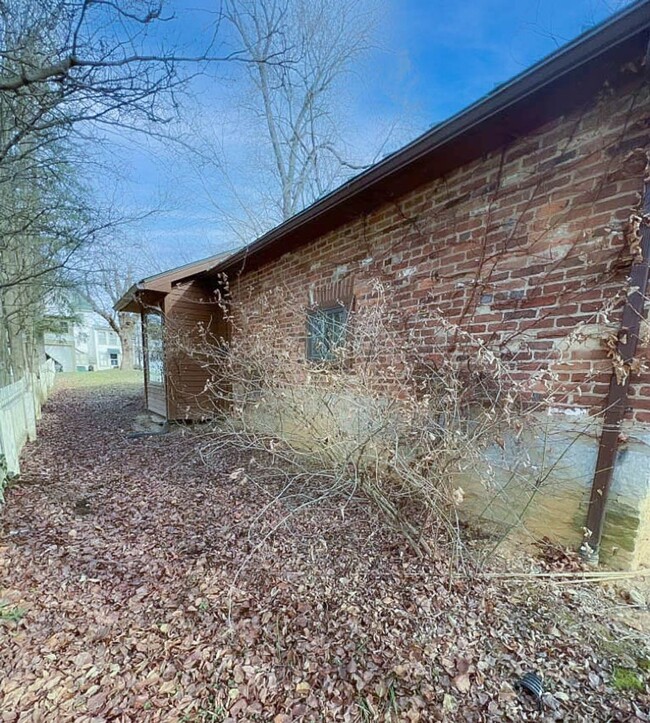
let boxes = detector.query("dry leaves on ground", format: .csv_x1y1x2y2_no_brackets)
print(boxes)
0,379,649,721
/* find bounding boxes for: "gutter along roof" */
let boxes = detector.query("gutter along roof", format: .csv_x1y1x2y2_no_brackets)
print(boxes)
186,0,650,284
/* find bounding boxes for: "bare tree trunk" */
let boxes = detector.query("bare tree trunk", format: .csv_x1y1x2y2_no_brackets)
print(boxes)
119,331,133,370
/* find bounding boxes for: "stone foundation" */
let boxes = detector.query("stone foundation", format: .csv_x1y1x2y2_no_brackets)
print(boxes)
464,414,650,569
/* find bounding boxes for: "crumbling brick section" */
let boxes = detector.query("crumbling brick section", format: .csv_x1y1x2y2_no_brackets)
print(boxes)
228,66,650,422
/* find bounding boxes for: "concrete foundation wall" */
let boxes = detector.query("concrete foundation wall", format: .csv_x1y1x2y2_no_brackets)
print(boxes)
240,389,650,568
463,414,650,569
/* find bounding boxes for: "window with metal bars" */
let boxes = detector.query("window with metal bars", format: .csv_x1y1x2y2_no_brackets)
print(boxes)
306,305,348,362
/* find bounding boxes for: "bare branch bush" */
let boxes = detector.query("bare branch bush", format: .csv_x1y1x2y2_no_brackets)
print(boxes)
180,278,620,562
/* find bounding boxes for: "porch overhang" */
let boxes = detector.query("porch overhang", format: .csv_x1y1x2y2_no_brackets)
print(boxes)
113,252,232,314
115,286,166,314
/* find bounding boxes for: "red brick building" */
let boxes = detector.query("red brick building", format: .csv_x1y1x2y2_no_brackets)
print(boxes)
119,3,650,566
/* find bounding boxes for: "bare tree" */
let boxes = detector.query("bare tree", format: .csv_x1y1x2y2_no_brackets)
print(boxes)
83,282,138,372
0,0,281,377
76,236,157,370
223,0,374,221
0,0,187,377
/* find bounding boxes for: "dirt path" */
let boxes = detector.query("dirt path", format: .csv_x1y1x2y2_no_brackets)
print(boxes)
1,376,649,721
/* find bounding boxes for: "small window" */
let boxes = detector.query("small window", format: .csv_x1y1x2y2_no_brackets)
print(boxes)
306,305,348,362
109,352,119,367
97,331,107,345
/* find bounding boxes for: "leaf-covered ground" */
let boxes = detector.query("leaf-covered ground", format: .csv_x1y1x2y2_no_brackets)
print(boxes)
1,373,649,722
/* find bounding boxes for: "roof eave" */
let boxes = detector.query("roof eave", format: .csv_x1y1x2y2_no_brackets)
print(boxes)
192,0,650,281
114,283,141,313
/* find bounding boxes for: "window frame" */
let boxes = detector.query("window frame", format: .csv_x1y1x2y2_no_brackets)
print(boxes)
305,303,350,364
144,311,165,385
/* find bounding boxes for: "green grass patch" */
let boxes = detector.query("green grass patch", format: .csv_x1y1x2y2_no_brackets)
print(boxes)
55,369,144,390
0,602,26,623
612,666,645,693
356,696,375,722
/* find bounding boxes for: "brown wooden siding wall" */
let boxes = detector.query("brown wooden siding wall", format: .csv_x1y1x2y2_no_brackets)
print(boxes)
147,382,167,417
163,280,228,420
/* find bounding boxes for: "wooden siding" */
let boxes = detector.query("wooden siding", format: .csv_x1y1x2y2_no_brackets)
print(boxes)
163,280,229,420
147,383,167,417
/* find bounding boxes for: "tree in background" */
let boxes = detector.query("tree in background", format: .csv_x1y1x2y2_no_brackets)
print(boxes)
0,0,277,381
222,0,378,224
75,233,159,371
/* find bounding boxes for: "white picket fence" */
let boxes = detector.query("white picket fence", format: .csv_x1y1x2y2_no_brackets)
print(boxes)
0,359,56,490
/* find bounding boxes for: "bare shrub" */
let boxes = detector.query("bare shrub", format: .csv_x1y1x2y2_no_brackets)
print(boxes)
190,278,613,559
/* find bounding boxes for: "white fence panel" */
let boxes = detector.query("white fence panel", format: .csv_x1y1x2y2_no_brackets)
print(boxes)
0,360,56,490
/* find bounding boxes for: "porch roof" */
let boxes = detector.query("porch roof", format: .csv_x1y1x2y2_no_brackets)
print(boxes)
114,252,231,313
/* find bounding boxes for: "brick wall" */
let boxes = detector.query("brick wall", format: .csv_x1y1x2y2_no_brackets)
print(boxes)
226,65,650,422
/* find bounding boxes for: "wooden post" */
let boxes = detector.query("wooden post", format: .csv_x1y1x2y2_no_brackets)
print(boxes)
582,174,650,561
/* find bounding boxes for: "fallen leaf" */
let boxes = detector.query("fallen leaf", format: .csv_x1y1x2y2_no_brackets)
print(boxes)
453,673,471,693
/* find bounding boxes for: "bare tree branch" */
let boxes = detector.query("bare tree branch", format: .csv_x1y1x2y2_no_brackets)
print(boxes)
223,0,374,221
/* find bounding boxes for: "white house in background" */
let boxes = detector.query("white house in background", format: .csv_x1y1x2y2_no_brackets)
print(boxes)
43,295,141,372
89,325,122,370
43,318,79,372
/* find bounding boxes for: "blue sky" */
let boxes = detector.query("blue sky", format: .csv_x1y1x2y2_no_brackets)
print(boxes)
377,0,631,121
100,0,634,273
